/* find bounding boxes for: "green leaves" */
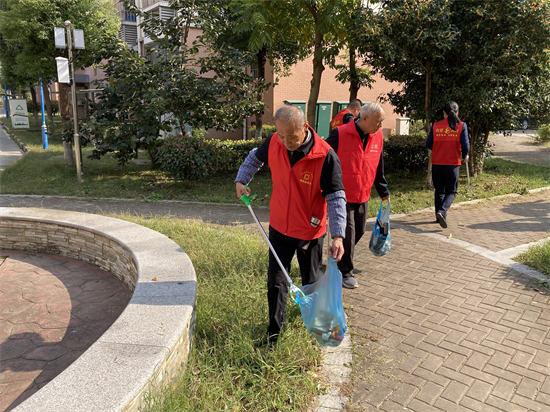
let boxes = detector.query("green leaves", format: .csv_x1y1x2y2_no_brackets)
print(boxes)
0,0,120,87
80,7,267,165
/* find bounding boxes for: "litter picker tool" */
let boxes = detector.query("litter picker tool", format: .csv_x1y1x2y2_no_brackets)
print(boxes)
241,187,347,346
240,188,306,301
465,161,475,197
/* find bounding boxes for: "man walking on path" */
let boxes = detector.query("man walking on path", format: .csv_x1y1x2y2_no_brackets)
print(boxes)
235,105,347,344
330,99,362,131
326,102,390,289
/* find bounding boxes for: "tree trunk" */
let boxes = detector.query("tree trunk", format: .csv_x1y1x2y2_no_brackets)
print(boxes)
43,83,53,122
182,0,195,44
59,83,74,166
424,62,433,189
469,124,479,177
30,86,39,127
307,27,325,127
472,123,491,176
254,48,267,140
348,45,359,101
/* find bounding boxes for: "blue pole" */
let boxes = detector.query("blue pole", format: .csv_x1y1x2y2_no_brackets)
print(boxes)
39,78,48,149
4,84,9,118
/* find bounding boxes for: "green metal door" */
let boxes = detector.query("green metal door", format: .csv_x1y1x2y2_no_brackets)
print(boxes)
332,101,349,119
283,100,306,115
315,101,332,139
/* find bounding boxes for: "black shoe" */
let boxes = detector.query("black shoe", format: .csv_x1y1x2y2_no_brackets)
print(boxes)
436,212,448,228
353,269,363,274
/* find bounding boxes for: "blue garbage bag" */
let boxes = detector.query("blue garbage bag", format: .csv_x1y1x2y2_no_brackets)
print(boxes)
294,257,347,346
369,201,391,256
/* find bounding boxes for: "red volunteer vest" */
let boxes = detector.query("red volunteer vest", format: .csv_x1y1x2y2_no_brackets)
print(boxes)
268,129,330,240
431,119,463,166
337,121,383,204
330,109,350,130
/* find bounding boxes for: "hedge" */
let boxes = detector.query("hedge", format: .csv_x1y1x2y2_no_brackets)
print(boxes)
157,133,429,181
156,135,264,181
383,134,428,174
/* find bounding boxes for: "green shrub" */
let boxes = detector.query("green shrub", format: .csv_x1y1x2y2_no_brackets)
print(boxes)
26,99,35,112
50,100,59,116
208,138,264,175
408,120,428,136
249,124,276,139
534,124,550,143
383,134,428,173
156,135,217,181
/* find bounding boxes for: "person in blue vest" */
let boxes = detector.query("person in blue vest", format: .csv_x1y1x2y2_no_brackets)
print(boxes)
235,104,347,345
326,102,390,289
426,101,470,228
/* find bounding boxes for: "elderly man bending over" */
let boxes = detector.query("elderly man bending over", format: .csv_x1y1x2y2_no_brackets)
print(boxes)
236,104,347,345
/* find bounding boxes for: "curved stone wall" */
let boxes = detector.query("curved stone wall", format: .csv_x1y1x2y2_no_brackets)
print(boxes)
0,207,197,412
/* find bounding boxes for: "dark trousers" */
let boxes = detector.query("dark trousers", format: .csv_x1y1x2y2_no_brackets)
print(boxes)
432,164,460,217
267,227,324,337
337,201,368,276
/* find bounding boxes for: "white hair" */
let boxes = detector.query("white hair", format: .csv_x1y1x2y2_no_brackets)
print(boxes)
274,105,306,129
360,102,382,117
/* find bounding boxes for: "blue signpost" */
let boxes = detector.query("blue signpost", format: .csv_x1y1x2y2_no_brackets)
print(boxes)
39,78,48,149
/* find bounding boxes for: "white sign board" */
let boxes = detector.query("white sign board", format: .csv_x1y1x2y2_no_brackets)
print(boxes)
56,57,70,84
9,99,29,129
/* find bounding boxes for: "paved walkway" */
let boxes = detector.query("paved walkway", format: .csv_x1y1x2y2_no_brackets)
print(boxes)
346,191,549,412
489,130,550,166
0,251,132,412
0,126,23,173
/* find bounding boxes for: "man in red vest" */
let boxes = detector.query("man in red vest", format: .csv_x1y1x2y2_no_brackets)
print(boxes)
235,104,347,344
326,102,390,289
330,99,363,131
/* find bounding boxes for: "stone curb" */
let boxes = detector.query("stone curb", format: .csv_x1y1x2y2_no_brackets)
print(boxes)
1,207,197,412
0,121,29,153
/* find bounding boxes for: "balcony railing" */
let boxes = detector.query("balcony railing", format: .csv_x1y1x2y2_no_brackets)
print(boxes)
142,0,165,8
121,10,137,22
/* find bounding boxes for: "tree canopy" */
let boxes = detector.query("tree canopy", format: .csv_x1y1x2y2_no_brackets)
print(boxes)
85,1,267,165
354,0,550,174
0,0,120,88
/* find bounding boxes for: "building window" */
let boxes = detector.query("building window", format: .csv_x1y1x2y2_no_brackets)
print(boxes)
251,64,259,78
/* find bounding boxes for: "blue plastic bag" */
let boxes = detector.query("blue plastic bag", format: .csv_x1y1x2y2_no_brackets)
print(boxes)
369,201,391,256
294,257,347,346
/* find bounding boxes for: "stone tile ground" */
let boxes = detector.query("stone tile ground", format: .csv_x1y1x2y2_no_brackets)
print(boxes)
0,251,131,412
394,190,549,252
345,192,550,411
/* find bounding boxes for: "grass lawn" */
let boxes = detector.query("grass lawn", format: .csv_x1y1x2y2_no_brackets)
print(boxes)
1,118,549,216
113,214,322,411
514,240,550,277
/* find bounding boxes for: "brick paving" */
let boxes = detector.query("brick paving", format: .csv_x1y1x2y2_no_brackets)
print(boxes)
394,190,550,252
0,250,131,412
345,226,550,412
